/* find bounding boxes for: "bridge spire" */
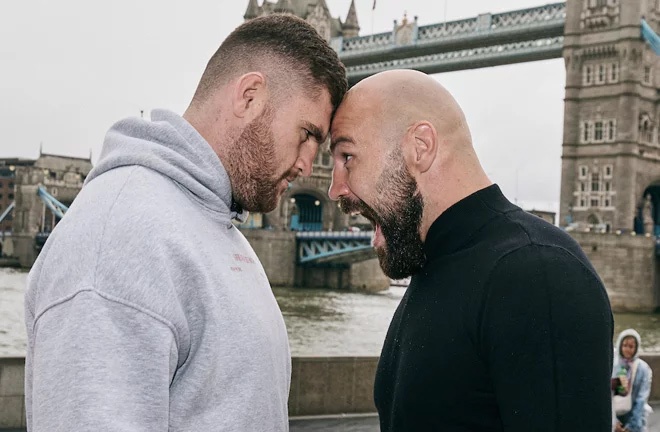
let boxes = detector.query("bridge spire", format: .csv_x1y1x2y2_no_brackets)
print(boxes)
343,0,360,38
244,0,260,20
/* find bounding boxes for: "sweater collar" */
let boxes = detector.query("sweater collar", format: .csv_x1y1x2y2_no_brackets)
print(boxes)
423,184,517,260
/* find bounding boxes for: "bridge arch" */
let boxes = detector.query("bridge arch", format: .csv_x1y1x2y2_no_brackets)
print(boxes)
636,182,660,235
281,188,335,231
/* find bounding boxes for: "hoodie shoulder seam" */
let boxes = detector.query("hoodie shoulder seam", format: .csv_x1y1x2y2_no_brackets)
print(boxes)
32,287,181,350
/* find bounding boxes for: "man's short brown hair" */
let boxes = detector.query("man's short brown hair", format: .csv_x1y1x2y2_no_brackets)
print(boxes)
192,14,348,112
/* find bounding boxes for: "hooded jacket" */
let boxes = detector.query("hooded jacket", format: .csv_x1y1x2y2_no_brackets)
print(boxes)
24,109,291,431
612,329,653,432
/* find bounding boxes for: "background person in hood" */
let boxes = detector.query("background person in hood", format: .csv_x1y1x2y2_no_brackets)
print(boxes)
329,69,614,431
23,14,347,432
612,329,653,432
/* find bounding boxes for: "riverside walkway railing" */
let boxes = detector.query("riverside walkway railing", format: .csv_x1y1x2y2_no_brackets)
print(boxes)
2,354,660,428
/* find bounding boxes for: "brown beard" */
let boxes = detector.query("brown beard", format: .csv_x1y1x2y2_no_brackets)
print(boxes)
225,104,284,213
339,151,426,279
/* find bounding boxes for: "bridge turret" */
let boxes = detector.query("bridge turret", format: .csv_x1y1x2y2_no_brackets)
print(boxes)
244,0,260,20
343,0,360,38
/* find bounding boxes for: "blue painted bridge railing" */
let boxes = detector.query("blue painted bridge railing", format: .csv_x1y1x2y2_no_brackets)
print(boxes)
34,185,70,251
296,231,376,265
37,185,68,219
0,202,14,224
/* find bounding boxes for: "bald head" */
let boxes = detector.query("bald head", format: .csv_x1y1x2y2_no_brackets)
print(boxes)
342,70,472,152
329,69,492,240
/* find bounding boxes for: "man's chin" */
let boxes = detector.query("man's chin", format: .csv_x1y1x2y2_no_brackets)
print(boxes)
375,249,402,280
254,198,279,213
236,193,279,213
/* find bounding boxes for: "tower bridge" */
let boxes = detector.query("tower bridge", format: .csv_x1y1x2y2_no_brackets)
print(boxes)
241,0,660,307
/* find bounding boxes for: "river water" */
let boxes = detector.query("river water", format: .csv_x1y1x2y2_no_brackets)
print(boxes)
1,268,659,357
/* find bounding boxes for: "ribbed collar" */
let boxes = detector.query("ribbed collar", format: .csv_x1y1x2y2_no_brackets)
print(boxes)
423,184,517,261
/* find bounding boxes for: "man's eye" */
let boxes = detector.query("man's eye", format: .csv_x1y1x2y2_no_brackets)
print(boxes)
302,129,312,142
343,154,353,163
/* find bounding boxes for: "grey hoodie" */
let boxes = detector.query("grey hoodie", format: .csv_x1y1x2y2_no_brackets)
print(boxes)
24,109,291,431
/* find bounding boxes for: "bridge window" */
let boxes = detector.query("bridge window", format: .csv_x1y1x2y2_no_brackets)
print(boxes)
596,64,606,84
591,173,600,192
594,121,604,141
606,120,616,142
580,197,587,208
581,122,592,143
640,114,654,143
583,65,593,86
8,194,13,200
644,66,652,84
590,198,600,207
579,165,588,179
604,164,613,178
580,182,587,192
609,63,619,83
605,181,611,192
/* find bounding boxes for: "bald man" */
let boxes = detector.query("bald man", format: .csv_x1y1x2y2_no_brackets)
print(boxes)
329,70,613,431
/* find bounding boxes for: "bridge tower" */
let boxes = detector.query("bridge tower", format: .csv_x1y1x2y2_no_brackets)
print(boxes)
243,0,359,232
560,0,660,233
11,154,92,267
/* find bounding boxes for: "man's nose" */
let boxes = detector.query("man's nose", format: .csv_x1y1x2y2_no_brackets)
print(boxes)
328,168,350,201
294,145,316,178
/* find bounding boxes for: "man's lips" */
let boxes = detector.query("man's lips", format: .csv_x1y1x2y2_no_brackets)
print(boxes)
339,198,381,228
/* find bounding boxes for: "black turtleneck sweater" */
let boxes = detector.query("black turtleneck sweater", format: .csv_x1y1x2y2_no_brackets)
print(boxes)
374,185,613,432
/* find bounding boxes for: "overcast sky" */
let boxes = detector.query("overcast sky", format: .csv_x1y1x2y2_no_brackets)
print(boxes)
0,0,565,212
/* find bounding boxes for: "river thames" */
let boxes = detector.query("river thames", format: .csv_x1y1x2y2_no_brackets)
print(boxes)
1,268,659,357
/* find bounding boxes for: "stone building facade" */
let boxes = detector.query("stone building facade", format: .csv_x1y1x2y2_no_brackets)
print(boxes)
560,0,660,234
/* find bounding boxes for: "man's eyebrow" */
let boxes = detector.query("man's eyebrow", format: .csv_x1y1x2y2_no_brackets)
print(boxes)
303,121,325,144
329,136,354,154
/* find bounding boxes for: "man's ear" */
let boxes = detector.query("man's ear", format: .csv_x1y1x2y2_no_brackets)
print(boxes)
404,121,437,174
231,72,267,120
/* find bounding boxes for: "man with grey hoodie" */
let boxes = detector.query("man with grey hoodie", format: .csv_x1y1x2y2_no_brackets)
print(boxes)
24,14,347,431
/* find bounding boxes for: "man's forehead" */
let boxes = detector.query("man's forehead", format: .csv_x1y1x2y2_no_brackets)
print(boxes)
293,90,332,137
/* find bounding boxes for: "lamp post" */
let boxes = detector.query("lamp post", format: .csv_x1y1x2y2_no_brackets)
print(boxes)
284,197,296,230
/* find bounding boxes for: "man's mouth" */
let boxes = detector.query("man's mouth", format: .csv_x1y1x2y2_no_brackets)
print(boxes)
360,208,379,228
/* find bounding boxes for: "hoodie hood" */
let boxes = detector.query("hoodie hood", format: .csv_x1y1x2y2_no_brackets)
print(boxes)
615,328,642,362
86,109,247,222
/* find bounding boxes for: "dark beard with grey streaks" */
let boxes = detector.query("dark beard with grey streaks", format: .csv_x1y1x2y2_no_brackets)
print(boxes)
339,160,426,279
